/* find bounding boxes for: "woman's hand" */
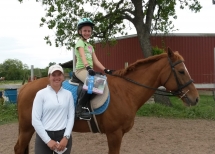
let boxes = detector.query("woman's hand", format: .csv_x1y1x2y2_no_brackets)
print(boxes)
56,137,68,151
47,140,58,151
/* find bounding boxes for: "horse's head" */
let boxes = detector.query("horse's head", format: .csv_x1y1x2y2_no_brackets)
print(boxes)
161,47,199,106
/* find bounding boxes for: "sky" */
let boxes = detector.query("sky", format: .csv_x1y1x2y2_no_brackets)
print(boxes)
0,0,214,68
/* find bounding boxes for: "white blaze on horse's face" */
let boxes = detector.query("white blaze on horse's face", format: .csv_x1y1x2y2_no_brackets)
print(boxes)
183,63,191,78
178,62,199,105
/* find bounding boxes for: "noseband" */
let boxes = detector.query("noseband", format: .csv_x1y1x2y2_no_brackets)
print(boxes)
163,57,193,96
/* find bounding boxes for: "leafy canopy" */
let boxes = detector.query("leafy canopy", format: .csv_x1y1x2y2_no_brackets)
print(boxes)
18,0,201,57
0,59,28,80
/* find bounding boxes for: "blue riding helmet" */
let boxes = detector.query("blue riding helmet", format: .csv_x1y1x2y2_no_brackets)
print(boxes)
77,18,95,30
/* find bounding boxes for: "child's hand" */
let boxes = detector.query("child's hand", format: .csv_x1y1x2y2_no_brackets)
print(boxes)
86,66,95,76
104,69,114,75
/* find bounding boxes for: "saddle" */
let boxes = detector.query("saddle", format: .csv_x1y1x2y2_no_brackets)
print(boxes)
70,73,96,120
64,72,110,133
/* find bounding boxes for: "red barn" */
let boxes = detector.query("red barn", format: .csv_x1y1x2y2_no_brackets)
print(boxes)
94,33,215,89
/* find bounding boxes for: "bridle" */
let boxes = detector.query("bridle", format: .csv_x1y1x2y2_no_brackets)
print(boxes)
162,57,193,97
110,57,194,97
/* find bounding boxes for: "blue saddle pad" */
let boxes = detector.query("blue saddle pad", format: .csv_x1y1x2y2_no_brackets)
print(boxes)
62,80,110,115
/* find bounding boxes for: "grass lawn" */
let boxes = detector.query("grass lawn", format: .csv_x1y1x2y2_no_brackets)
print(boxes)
1,94,215,125
137,95,215,119
0,80,23,85
0,80,23,90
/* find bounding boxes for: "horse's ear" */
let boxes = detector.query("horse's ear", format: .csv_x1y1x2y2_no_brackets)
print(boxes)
167,47,174,58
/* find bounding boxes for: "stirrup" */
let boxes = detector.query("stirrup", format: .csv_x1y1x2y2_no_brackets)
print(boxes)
77,107,92,121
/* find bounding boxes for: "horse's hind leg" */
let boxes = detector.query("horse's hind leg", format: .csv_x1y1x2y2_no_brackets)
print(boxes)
14,126,34,154
106,130,123,154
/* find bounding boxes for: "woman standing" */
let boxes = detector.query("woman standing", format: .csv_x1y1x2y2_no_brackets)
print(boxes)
32,64,75,154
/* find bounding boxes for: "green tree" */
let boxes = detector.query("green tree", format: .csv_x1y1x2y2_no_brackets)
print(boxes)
48,62,56,67
18,0,201,58
38,62,56,77
0,59,29,80
0,64,3,77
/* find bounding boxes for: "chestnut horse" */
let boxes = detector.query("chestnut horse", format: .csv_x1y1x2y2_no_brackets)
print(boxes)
14,48,199,154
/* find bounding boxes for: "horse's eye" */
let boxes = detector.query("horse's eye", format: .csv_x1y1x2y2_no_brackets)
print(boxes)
178,70,185,74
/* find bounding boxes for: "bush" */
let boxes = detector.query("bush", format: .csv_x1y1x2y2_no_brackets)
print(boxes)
0,102,18,125
152,46,165,55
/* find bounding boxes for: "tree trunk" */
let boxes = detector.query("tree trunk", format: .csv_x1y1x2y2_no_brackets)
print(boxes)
154,87,172,106
136,27,170,106
135,23,153,58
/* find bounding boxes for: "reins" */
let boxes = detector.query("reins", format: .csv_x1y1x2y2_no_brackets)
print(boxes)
109,57,193,97
110,74,174,96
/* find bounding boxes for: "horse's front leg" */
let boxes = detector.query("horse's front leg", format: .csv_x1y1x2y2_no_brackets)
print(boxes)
106,129,123,154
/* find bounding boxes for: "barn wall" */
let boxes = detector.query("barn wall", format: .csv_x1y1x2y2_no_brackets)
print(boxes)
94,33,215,84
94,36,143,70
151,34,215,84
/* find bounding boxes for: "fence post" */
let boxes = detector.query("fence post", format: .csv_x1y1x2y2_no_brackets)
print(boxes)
31,65,34,81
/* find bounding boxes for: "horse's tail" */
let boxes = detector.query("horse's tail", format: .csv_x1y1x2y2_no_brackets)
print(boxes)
24,145,29,154
15,88,30,154
18,129,30,154
14,128,29,154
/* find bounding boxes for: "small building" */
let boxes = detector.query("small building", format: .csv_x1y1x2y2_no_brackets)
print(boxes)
59,60,73,69
59,60,73,79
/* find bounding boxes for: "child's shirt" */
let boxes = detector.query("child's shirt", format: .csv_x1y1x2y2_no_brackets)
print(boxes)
75,39,94,69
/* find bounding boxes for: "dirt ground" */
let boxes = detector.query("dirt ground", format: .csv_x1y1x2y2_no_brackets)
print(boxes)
1,116,215,154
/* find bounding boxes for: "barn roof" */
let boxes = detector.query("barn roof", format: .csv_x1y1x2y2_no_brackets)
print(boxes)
112,33,215,41
59,60,73,69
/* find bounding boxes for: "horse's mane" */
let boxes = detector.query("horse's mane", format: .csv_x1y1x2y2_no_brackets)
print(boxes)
113,51,183,76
